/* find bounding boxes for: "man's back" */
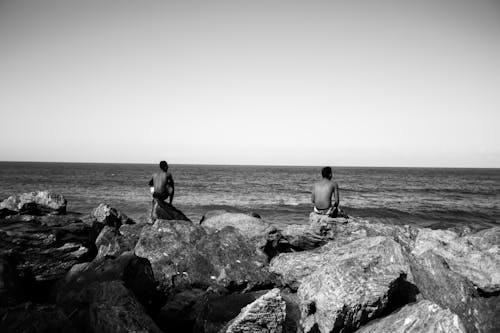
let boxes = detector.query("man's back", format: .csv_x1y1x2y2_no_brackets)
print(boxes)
151,171,172,195
312,179,338,210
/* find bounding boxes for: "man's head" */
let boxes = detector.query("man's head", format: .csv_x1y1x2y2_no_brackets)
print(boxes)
321,166,332,180
159,160,169,172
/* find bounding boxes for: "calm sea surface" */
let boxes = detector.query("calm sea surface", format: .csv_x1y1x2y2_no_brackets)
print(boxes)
0,162,498,230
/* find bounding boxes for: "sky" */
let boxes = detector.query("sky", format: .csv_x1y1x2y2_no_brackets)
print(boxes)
0,0,499,167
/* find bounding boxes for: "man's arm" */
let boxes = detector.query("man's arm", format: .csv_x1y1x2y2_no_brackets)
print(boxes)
333,182,339,208
148,178,153,187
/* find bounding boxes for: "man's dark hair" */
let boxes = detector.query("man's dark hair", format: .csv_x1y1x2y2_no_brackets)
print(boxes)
321,166,332,178
159,160,168,171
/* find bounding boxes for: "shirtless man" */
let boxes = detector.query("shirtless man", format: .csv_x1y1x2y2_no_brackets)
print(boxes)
148,161,175,205
311,166,340,217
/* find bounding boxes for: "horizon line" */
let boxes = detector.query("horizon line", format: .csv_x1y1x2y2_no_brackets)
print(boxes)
0,160,498,170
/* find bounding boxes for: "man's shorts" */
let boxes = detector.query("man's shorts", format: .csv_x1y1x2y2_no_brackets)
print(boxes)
313,206,338,217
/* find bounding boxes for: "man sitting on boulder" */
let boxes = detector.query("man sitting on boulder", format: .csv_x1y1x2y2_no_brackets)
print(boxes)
149,160,175,205
311,166,346,218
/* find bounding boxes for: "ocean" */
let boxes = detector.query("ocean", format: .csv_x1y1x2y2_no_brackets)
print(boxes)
0,162,498,230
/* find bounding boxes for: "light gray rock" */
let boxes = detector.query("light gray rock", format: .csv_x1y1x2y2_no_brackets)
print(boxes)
356,300,467,333
221,288,286,333
0,191,67,214
412,227,500,292
91,203,134,228
279,236,415,333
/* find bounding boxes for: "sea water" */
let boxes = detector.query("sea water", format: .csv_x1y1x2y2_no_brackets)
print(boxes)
0,162,498,229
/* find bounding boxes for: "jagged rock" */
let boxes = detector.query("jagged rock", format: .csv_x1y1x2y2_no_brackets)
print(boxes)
356,300,467,333
78,281,162,333
271,236,415,333
151,199,191,221
220,288,286,333
0,207,16,218
91,203,134,228
0,214,98,282
412,227,500,292
0,257,26,307
0,191,67,214
135,219,272,295
0,302,75,333
410,250,500,333
95,224,143,259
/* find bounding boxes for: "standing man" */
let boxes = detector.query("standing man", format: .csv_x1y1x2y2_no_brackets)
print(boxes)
311,166,342,217
149,160,175,205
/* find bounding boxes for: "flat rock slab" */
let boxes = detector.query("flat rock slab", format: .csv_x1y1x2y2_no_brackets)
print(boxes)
0,191,67,214
356,300,467,333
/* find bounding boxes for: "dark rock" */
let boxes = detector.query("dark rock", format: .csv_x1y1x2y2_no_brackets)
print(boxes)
271,236,415,332
95,224,143,259
0,302,75,333
0,214,98,283
52,252,161,315
151,199,191,221
75,281,162,333
220,288,286,333
0,257,26,307
158,288,207,332
0,191,67,214
356,300,467,333
90,203,134,228
0,208,16,218
410,250,500,333
135,219,272,295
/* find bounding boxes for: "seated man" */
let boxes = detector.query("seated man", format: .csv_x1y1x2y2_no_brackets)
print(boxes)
311,166,343,218
149,160,175,205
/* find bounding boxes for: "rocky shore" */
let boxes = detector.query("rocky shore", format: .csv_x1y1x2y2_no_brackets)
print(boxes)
1,191,499,333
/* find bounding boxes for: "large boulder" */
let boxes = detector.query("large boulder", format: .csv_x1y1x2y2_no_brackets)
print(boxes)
52,251,161,315
412,227,500,292
90,203,134,228
0,191,67,214
271,236,415,333
135,219,272,295
0,302,76,333
410,250,500,333
0,214,98,283
356,300,467,333
221,288,287,333
75,281,162,333
95,223,144,259
200,210,271,239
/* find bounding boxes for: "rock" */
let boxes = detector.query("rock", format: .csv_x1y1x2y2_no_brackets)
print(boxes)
158,288,207,332
0,191,67,214
95,224,143,259
221,288,286,333
52,252,161,314
410,250,500,333
412,227,500,292
0,214,98,283
91,203,134,228
356,300,467,333
77,281,162,333
0,208,16,218
271,236,415,333
0,302,75,333
0,257,26,307
200,210,271,239
309,212,349,227
151,199,191,221
135,219,272,295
